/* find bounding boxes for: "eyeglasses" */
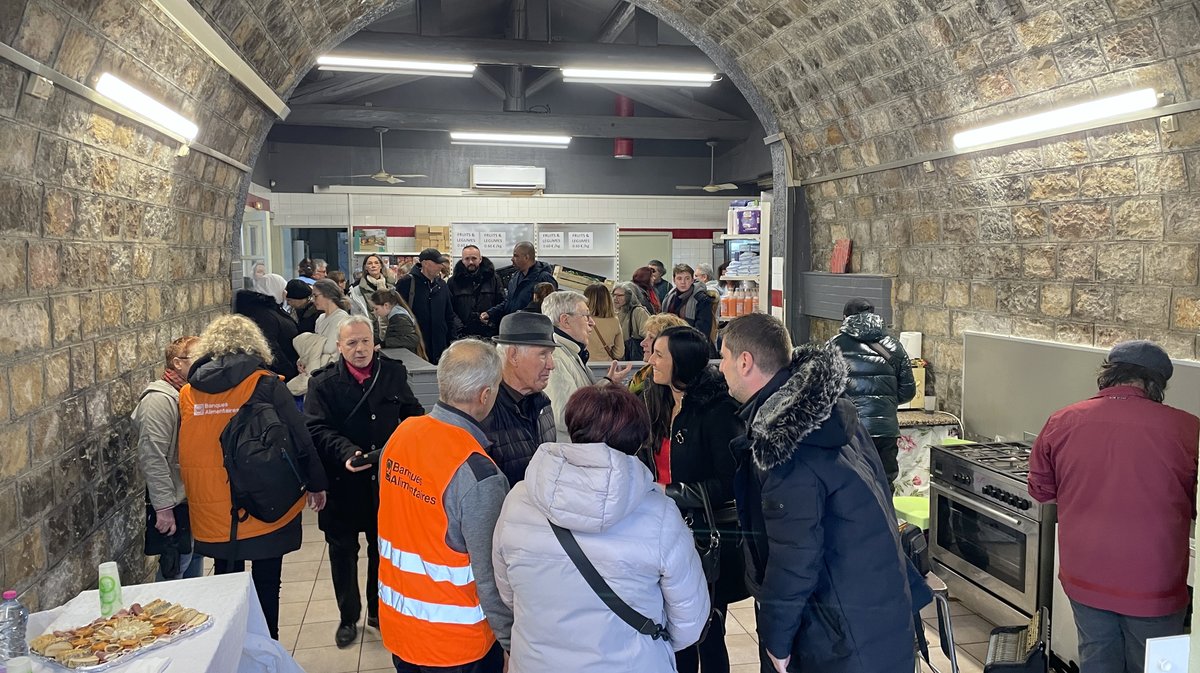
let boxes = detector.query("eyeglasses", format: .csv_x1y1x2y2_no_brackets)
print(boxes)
567,311,594,321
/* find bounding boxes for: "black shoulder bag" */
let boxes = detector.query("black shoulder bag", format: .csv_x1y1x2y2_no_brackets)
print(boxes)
548,520,670,641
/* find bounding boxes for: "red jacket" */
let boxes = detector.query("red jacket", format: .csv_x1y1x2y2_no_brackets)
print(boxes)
1029,385,1198,617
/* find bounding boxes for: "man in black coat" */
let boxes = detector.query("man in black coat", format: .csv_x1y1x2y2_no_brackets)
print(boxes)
396,248,461,364
480,241,556,327
304,316,425,648
448,245,505,339
827,298,916,487
718,313,928,673
482,312,558,484
285,279,320,334
233,289,300,381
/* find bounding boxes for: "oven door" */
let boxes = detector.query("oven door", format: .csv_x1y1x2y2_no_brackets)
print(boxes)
930,482,1041,614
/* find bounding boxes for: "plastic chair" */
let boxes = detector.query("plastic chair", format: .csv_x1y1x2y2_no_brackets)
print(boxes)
916,573,959,673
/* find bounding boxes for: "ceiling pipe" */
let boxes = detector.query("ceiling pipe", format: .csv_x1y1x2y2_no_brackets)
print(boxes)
505,0,528,112
614,94,633,159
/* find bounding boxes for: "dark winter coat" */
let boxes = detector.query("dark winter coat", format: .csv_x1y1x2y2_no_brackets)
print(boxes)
828,312,916,437
234,290,300,381
293,302,320,334
662,286,716,342
646,366,745,604
448,258,505,338
303,354,425,534
486,260,557,323
397,271,460,364
185,353,328,561
732,344,928,673
482,382,556,485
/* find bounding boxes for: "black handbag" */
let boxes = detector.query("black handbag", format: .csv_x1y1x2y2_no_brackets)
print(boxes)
549,519,670,641
622,311,645,361
692,484,722,583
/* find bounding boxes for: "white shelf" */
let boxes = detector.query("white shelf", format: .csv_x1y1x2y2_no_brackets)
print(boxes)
721,234,760,241
722,275,760,281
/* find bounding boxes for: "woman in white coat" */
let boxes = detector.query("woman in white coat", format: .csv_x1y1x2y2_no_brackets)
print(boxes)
493,384,710,673
288,279,350,395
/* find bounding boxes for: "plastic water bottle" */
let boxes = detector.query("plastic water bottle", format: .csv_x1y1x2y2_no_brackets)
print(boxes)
0,590,28,660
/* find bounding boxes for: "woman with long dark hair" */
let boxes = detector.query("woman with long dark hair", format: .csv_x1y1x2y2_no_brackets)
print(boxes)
643,325,745,673
632,266,661,314
348,254,394,341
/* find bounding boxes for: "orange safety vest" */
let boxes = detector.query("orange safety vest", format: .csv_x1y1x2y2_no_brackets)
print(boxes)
178,370,305,543
377,415,496,666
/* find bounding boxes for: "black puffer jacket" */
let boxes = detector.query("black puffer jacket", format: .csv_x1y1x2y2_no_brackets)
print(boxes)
233,290,300,381
303,355,425,533
482,382,556,485
828,312,915,437
448,257,505,338
732,344,930,672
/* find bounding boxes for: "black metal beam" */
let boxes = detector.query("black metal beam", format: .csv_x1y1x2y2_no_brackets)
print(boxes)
597,84,740,121
334,32,712,70
595,2,636,43
284,104,752,139
290,74,425,105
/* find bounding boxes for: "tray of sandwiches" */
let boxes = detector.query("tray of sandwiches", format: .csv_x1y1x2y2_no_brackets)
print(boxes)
29,599,211,670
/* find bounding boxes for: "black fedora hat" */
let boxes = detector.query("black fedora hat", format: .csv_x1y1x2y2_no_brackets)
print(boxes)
495,312,557,348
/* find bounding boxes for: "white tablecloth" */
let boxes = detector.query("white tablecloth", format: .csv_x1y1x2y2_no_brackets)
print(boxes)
26,572,303,673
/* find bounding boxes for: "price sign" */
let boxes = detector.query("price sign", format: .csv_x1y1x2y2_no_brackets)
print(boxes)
453,230,479,250
481,231,508,250
539,231,564,249
568,231,594,250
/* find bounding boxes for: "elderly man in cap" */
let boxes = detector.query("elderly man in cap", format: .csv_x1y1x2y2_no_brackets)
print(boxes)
397,248,461,364
482,313,558,485
1030,340,1198,673
286,279,320,333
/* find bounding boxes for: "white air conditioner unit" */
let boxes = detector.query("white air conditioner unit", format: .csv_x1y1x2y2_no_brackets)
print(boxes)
470,165,546,191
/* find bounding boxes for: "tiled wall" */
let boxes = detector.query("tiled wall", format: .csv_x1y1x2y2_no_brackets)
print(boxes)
262,189,731,269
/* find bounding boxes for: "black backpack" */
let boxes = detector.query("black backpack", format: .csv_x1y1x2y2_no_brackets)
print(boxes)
218,401,307,530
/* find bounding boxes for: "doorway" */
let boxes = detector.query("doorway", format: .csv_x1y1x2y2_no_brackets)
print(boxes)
618,232,673,283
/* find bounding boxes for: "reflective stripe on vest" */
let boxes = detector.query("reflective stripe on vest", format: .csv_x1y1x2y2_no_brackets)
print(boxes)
378,584,486,625
379,536,475,587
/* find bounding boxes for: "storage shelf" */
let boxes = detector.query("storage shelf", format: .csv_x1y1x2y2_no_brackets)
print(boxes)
721,275,760,281
721,234,760,241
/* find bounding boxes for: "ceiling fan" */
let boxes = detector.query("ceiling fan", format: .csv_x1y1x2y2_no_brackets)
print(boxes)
321,127,427,184
676,140,738,193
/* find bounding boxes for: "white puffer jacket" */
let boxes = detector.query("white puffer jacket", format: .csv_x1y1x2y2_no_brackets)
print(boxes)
492,442,710,673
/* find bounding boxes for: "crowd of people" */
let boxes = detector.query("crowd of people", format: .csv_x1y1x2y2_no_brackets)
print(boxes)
198,243,1200,673
135,242,1031,673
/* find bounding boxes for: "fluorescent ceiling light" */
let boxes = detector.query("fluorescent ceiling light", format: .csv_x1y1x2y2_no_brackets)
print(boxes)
953,88,1159,150
316,55,476,77
95,73,199,141
450,131,572,148
561,68,717,87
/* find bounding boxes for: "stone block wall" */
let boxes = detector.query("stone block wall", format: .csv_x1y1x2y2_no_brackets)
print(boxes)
0,0,253,609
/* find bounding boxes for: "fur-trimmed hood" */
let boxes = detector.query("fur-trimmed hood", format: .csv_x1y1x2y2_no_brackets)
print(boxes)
452,256,496,281
749,343,849,471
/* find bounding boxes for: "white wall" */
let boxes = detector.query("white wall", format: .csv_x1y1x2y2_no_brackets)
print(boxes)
266,189,730,273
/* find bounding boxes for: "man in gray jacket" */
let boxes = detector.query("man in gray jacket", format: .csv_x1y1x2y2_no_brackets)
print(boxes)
132,336,204,580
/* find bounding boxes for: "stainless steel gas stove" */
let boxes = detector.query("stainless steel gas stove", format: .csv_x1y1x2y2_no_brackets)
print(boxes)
930,442,1057,628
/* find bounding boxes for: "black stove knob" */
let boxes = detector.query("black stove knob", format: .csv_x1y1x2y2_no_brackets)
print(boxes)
1019,499,1031,510
982,485,995,496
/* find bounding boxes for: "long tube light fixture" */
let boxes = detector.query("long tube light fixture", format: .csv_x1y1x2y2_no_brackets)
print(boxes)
953,88,1159,150
449,131,572,148
316,55,476,77
95,73,199,141
561,67,717,87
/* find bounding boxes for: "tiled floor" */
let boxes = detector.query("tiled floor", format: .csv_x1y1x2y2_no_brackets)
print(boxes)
225,509,996,672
